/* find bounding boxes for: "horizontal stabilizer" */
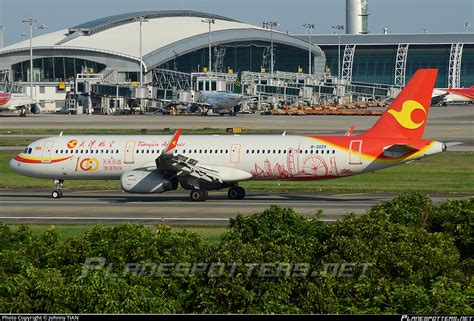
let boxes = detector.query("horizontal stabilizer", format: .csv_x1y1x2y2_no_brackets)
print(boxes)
383,144,419,158
445,142,463,147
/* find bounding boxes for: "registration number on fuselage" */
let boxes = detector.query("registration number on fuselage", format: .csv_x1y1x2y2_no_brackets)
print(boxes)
311,144,327,149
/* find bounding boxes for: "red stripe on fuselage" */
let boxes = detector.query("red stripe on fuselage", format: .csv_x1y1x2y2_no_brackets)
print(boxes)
14,155,72,163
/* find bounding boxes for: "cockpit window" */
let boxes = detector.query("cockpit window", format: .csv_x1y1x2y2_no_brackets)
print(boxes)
23,148,32,154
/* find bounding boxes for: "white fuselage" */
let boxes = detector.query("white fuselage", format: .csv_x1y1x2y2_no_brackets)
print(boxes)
0,92,34,111
10,134,443,182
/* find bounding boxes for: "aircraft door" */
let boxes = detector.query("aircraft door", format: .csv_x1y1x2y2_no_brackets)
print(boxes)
124,141,136,164
349,140,363,165
41,141,54,164
230,144,241,163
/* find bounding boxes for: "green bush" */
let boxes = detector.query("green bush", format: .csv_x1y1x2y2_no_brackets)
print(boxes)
429,198,474,258
366,192,434,228
0,194,472,314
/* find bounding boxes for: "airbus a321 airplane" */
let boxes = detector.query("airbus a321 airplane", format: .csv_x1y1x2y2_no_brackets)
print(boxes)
10,69,455,201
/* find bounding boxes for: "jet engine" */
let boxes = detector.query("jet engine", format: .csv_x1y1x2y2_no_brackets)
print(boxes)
120,170,178,193
187,104,199,113
30,104,42,114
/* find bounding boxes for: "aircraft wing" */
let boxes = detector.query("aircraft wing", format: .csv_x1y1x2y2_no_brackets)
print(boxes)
383,144,419,158
154,129,251,188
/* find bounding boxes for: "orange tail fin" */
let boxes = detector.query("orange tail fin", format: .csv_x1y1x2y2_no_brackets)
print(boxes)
362,69,438,139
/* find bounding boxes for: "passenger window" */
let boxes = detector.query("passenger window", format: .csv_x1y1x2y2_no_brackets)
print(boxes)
332,150,335,154
209,150,213,154
327,150,330,154
81,150,84,154
106,150,109,154
146,150,149,154
55,150,58,154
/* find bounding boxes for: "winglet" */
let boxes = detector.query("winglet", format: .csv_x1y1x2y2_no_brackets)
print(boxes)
164,128,182,153
344,126,356,136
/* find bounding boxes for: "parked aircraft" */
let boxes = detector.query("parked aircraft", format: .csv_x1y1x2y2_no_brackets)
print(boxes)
431,86,474,105
161,91,242,115
0,92,41,116
10,69,457,201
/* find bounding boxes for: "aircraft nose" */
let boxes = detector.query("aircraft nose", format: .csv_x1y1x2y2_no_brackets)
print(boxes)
9,156,20,173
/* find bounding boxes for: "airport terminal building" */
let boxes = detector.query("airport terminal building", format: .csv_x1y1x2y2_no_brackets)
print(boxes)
0,10,473,110
0,11,326,84
302,33,474,88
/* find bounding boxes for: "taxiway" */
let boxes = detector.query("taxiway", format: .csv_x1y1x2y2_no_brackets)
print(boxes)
0,190,468,225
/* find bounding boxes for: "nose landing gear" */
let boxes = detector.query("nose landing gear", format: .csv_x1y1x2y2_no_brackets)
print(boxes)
51,179,64,199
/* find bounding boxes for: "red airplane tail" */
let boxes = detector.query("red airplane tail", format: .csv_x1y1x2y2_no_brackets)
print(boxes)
362,69,438,140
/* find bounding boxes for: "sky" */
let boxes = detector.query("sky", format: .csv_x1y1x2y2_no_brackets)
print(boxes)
0,0,472,46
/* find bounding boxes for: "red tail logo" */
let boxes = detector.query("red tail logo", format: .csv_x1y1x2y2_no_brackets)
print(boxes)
363,69,438,139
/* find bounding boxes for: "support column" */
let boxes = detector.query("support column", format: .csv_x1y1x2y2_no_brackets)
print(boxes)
394,44,409,86
342,44,356,82
448,43,464,88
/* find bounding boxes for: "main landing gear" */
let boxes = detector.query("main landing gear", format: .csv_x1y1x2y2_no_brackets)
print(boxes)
228,186,246,200
190,189,208,202
189,185,247,202
189,185,246,202
51,179,64,199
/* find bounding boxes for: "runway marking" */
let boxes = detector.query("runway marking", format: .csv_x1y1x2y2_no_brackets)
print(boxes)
332,193,368,197
0,216,337,222
0,216,229,221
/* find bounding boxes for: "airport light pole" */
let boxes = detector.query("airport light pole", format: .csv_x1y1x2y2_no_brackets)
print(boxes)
133,16,148,85
331,25,344,82
22,16,38,101
263,21,278,75
303,23,315,75
36,24,48,35
201,18,215,74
